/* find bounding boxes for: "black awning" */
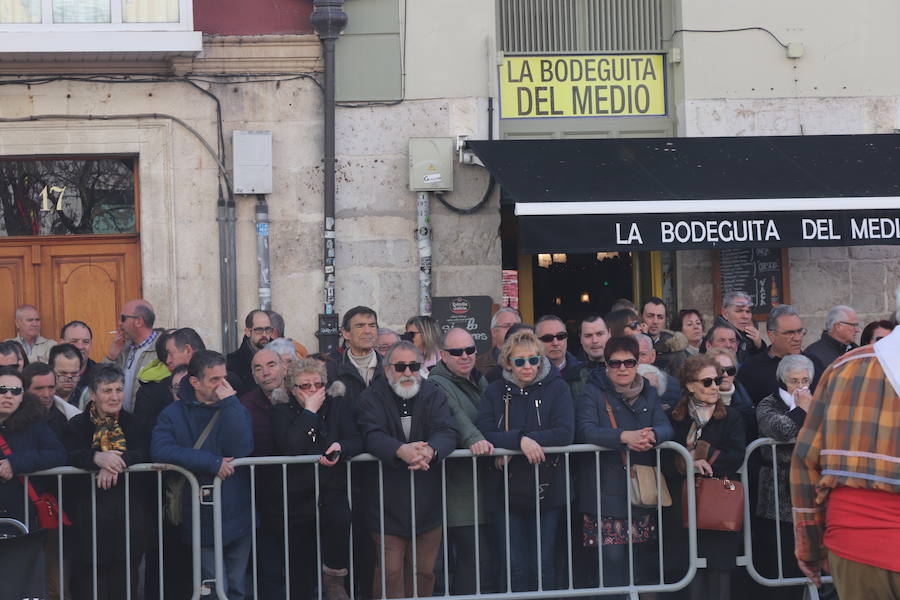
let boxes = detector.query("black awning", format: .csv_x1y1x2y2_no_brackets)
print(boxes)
467,134,900,251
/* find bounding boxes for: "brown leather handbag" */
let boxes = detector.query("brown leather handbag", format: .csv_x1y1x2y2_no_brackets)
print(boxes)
681,475,744,531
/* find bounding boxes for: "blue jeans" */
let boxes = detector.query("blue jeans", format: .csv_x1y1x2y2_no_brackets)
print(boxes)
499,508,561,592
201,535,252,600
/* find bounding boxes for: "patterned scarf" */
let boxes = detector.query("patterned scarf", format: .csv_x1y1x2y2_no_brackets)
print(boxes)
686,396,715,450
89,402,127,452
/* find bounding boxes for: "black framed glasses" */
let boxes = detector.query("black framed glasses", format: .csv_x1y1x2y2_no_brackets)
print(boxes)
293,381,326,391
119,313,139,323
693,376,723,388
777,327,807,337
0,386,23,395
607,358,638,369
512,356,540,367
391,361,422,373
838,321,861,329
251,326,274,335
721,366,737,377
445,345,476,357
627,321,641,330
538,332,568,343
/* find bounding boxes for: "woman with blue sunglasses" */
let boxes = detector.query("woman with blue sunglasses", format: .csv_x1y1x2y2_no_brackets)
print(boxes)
476,328,574,594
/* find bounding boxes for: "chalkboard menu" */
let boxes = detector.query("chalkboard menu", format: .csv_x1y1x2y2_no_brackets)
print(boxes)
713,248,790,318
431,296,493,355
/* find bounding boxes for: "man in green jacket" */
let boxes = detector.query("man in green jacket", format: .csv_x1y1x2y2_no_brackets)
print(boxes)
428,327,495,594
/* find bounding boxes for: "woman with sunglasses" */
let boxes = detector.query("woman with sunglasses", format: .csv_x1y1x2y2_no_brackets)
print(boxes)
662,355,746,600
575,335,673,593
405,315,443,376
0,367,67,532
272,357,361,600
753,354,815,599
475,329,574,593
705,348,757,442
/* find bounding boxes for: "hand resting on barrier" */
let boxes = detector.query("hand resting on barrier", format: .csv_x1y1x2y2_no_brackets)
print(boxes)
217,456,235,479
798,556,830,588
319,442,342,467
620,427,656,452
520,435,545,464
469,439,494,456
396,441,434,470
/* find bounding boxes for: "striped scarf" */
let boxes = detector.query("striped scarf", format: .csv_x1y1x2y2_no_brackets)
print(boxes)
89,402,127,452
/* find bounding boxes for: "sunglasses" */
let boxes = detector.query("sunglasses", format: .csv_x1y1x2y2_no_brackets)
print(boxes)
721,366,737,377
293,381,326,391
627,321,641,330
512,356,540,368
391,361,422,373
693,376,724,388
0,386,23,395
445,345,476,357
538,332,568,343
119,313,140,323
607,358,638,369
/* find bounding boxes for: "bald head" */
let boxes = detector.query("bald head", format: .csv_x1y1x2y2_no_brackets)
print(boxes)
440,327,477,378
120,298,155,343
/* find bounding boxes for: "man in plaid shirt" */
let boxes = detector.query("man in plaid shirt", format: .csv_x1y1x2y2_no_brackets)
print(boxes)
791,286,900,598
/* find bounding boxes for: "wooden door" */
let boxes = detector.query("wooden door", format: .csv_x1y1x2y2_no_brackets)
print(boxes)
0,246,38,340
0,236,141,363
39,238,142,363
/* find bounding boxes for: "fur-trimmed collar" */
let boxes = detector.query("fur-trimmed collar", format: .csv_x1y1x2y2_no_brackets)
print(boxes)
270,380,346,405
501,355,552,388
0,394,45,434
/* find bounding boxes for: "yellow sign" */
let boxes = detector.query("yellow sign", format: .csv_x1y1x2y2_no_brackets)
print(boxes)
499,54,666,119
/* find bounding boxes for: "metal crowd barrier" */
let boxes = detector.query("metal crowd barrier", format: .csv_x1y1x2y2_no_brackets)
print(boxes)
25,463,204,600
211,441,699,600
737,437,833,600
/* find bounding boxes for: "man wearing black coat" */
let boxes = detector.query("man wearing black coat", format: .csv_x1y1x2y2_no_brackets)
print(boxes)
357,341,457,599
226,310,275,395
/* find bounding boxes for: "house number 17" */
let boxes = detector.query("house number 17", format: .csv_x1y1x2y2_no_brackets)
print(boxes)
39,185,67,211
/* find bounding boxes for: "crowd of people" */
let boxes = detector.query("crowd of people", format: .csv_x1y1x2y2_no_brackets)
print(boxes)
0,293,896,600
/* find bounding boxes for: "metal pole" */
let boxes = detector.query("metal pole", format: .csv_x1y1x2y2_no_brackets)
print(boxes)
311,0,347,353
417,191,432,315
255,194,271,311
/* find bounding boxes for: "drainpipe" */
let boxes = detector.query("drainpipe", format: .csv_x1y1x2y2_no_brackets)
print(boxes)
311,0,347,353
255,194,271,311
417,192,432,315
217,188,233,351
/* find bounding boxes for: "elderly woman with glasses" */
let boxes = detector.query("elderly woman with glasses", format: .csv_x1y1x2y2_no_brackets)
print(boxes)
476,329,574,593
752,354,815,596
63,364,150,600
662,354,747,600
271,357,361,600
576,335,673,591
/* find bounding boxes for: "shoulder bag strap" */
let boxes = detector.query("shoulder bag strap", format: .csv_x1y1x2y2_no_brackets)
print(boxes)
0,431,44,504
602,392,629,467
194,410,222,449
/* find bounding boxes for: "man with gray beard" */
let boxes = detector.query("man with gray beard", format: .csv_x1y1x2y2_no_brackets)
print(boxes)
357,341,457,599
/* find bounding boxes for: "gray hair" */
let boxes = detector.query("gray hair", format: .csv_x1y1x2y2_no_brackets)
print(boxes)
14,304,38,319
633,333,654,351
264,338,297,360
384,340,424,367
767,304,800,332
377,328,400,340
776,354,814,384
286,357,327,386
490,307,521,329
825,305,854,331
636,363,667,396
722,291,752,309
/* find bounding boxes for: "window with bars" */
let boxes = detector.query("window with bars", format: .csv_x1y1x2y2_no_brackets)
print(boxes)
498,0,669,54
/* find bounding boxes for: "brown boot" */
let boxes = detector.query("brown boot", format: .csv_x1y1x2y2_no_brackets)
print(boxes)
322,565,350,600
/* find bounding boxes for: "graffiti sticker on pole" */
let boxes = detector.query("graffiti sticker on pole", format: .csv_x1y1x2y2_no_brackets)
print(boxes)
499,53,666,119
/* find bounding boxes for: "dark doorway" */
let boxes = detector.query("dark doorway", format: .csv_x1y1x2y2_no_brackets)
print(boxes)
532,252,633,332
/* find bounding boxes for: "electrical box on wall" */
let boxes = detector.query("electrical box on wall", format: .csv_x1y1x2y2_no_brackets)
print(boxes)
409,138,454,192
233,131,273,194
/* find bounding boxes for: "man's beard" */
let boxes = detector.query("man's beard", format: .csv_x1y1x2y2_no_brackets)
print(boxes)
390,375,420,399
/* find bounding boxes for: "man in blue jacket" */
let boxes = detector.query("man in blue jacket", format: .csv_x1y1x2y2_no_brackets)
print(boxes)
152,350,253,600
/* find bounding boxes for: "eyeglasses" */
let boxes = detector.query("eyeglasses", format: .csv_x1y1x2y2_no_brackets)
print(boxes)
607,358,638,369
119,314,139,323
626,321,641,330
720,366,737,377
391,361,422,373
692,376,723,388
444,345,476,357
54,371,80,381
839,322,861,329
538,332,568,343
494,322,515,330
405,331,420,337
375,344,392,353
787,378,810,387
293,381,326,391
251,327,274,335
0,386,23,395
776,327,807,337
512,356,540,368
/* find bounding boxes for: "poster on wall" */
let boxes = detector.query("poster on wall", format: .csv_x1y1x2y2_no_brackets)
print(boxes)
432,296,493,356
502,270,519,310
713,247,790,320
